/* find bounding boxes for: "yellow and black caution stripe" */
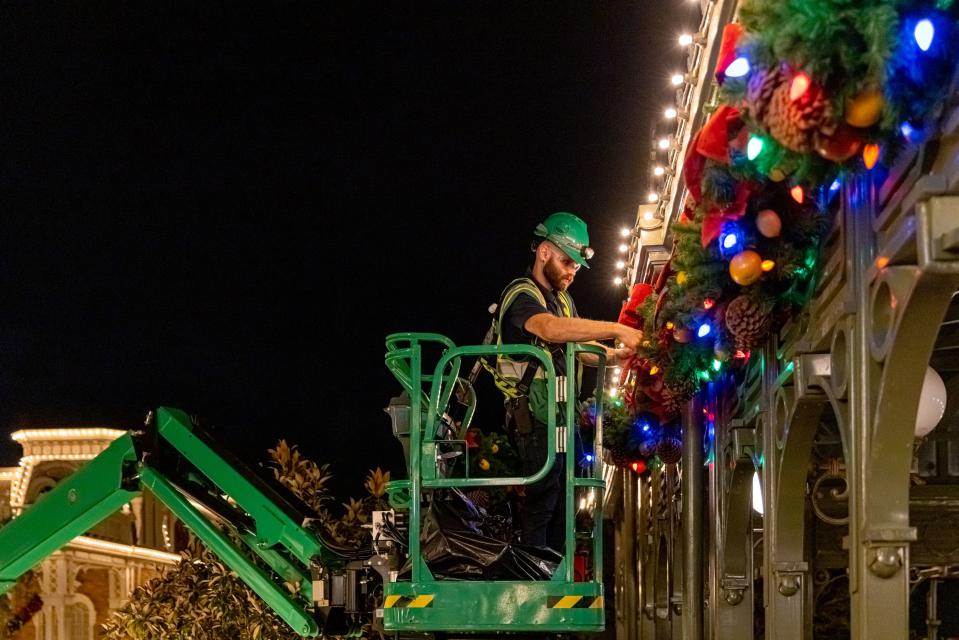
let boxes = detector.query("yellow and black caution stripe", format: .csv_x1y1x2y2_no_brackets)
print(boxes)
383,595,434,609
547,595,604,609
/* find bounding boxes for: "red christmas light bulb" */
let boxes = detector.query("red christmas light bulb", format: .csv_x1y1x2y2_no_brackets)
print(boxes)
790,72,811,101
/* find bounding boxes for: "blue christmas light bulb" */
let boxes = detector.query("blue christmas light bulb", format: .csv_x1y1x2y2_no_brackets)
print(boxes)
725,57,751,78
697,323,712,338
915,19,935,52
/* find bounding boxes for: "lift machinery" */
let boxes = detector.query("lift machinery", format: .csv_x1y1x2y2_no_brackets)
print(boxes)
0,334,607,637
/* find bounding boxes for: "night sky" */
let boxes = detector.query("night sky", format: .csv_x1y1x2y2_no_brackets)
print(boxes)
0,2,701,498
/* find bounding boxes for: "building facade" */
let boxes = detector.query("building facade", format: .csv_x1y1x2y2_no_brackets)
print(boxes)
0,429,181,640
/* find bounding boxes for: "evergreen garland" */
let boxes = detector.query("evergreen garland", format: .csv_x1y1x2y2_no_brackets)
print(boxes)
613,0,959,443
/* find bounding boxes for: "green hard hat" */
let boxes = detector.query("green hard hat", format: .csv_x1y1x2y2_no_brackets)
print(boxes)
534,212,593,268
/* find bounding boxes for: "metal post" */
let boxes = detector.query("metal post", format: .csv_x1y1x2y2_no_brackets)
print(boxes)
927,578,940,640
682,397,704,640
623,469,638,640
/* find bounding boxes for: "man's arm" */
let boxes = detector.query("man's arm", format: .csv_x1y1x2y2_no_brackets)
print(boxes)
524,313,644,351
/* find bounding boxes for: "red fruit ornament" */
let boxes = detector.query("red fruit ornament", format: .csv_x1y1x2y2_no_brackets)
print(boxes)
814,125,863,163
755,209,782,238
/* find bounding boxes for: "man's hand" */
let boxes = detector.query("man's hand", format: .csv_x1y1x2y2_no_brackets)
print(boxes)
615,325,645,353
608,346,634,364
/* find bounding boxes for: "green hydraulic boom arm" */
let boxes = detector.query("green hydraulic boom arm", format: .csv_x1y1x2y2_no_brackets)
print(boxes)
0,407,355,637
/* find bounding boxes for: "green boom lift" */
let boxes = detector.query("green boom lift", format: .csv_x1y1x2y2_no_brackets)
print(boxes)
0,334,606,637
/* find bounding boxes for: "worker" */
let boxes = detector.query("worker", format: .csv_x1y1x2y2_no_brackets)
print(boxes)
495,211,643,552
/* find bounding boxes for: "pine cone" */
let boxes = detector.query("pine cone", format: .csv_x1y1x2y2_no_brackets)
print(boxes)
660,377,698,419
725,295,772,350
605,442,631,468
765,75,836,153
657,434,683,465
747,65,782,123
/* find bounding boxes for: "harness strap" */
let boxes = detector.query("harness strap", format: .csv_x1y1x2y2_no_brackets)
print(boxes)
488,278,574,399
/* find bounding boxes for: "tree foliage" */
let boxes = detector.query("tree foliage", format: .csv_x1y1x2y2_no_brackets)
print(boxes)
102,442,391,639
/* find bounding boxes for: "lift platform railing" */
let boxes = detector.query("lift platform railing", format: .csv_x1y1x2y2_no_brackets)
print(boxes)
382,333,607,633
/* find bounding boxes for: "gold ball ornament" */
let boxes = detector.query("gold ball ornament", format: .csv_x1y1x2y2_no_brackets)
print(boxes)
768,168,787,183
729,250,763,286
673,327,693,343
676,271,688,286
478,458,490,471
755,209,782,238
844,88,884,128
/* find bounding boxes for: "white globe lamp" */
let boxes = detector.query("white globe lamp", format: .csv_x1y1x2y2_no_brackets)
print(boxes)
915,366,947,437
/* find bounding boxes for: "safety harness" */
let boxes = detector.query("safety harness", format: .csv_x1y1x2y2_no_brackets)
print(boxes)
488,278,570,395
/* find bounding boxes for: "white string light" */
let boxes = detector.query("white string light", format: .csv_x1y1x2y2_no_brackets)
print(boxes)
613,276,623,286
11,428,125,442
620,227,631,238
69,535,181,564
621,11,719,291
616,260,625,269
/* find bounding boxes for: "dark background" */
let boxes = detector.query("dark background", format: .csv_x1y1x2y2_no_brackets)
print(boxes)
0,1,699,499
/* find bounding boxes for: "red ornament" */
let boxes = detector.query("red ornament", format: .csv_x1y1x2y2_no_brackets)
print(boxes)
630,459,648,474
814,126,863,162
618,283,655,329
465,428,481,449
714,23,745,82
755,209,782,238
697,105,743,162
701,183,752,247
683,106,744,203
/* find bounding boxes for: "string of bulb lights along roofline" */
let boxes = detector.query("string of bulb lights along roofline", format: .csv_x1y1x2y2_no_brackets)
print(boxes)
600,0,958,471
612,24,706,288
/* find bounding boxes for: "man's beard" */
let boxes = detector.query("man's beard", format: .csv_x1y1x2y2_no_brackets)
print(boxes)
545,259,573,291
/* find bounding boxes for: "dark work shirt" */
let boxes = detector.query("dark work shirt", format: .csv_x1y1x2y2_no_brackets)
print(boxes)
501,275,579,376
